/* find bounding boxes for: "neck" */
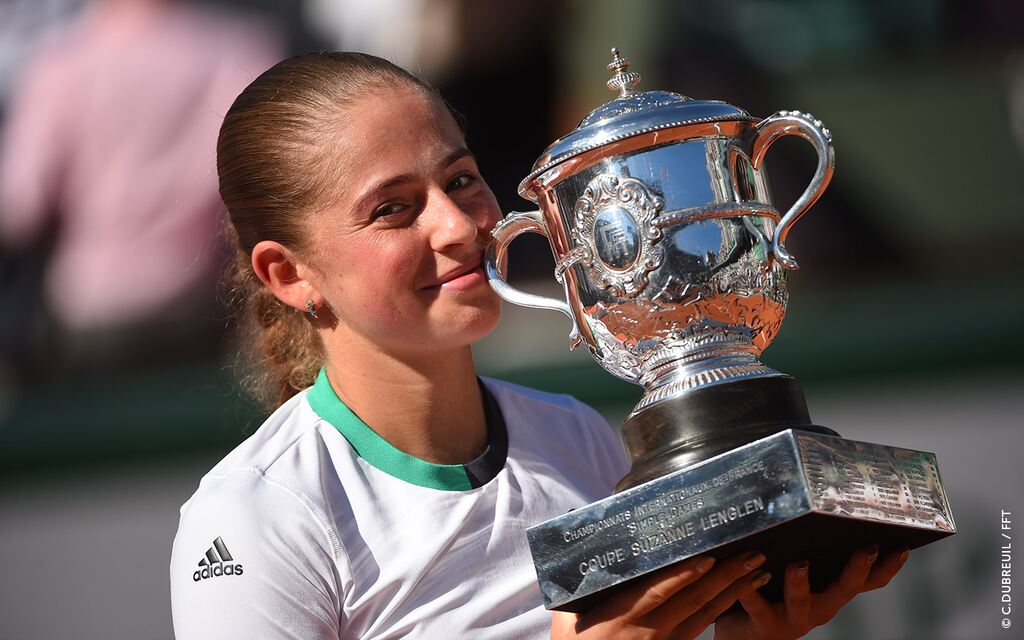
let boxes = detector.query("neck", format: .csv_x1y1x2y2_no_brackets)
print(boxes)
320,333,487,465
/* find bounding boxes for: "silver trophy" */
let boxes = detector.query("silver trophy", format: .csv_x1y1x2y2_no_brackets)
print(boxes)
485,49,956,612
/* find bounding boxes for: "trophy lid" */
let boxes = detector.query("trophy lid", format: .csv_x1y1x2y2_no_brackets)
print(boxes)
519,48,758,201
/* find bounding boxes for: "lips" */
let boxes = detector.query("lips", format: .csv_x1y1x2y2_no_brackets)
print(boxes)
425,253,485,290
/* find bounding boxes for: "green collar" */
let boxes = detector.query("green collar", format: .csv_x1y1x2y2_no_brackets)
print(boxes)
306,369,508,491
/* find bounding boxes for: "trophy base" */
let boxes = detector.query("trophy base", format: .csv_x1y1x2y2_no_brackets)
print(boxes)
618,375,836,491
527,429,956,612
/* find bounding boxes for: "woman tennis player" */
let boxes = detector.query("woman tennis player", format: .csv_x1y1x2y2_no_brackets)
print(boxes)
169,52,907,640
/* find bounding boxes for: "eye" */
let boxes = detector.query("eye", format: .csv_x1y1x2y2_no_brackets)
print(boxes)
373,202,408,219
446,173,478,191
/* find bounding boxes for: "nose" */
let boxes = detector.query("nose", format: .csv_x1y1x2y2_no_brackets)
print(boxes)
426,189,485,251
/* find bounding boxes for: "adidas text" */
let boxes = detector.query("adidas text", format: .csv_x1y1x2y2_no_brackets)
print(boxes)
193,562,244,582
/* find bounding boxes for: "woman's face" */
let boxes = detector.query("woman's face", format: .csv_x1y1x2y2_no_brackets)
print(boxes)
305,87,503,356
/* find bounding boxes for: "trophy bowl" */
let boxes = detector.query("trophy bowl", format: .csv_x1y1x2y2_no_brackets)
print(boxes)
485,49,955,612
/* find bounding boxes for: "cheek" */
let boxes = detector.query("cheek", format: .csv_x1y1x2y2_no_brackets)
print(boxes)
454,186,502,231
375,245,420,282
335,240,424,312
475,190,503,231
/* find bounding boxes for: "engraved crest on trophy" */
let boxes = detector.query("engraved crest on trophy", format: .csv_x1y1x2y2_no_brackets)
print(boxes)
572,174,664,298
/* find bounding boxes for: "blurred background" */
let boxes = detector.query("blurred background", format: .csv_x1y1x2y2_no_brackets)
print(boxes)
0,0,1021,638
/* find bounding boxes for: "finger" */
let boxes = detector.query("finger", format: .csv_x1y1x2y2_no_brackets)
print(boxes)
818,545,878,621
737,580,773,621
549,611,579,639
671,570,772,640
603,554,718,621
734,572,781,640
645,550,766,628
783,560,812,632
862,547,909,592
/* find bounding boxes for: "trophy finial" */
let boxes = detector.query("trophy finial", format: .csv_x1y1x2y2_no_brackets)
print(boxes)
606,47,641,98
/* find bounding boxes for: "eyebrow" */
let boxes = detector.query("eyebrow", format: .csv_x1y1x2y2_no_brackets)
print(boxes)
352,147,476,214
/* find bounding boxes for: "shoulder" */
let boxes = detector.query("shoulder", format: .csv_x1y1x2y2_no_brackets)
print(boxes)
481,376,606,425
175,390,340,546
482,376,629,481
172,388,342,561
170,391,347,638
6,23,81,99
200,390,318,474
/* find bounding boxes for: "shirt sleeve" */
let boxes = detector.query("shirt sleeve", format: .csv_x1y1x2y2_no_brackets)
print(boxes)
170,468,344,639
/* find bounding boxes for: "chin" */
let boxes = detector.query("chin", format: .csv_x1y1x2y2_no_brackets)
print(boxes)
438,299,502,348
465,304,503,344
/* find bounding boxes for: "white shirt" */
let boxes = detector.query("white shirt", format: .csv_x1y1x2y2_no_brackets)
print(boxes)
170,372,629,639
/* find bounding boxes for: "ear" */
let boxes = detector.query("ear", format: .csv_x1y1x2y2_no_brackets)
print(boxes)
250,240,319,312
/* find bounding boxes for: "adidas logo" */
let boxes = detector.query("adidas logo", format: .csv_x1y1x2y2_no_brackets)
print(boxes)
192,536,244,582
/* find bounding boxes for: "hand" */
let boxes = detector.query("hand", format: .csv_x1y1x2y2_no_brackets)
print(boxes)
551,551,773,640
713,545,910,640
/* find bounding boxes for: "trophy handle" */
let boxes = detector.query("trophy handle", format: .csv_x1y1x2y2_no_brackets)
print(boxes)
485,210,581,342
751,110,835,270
